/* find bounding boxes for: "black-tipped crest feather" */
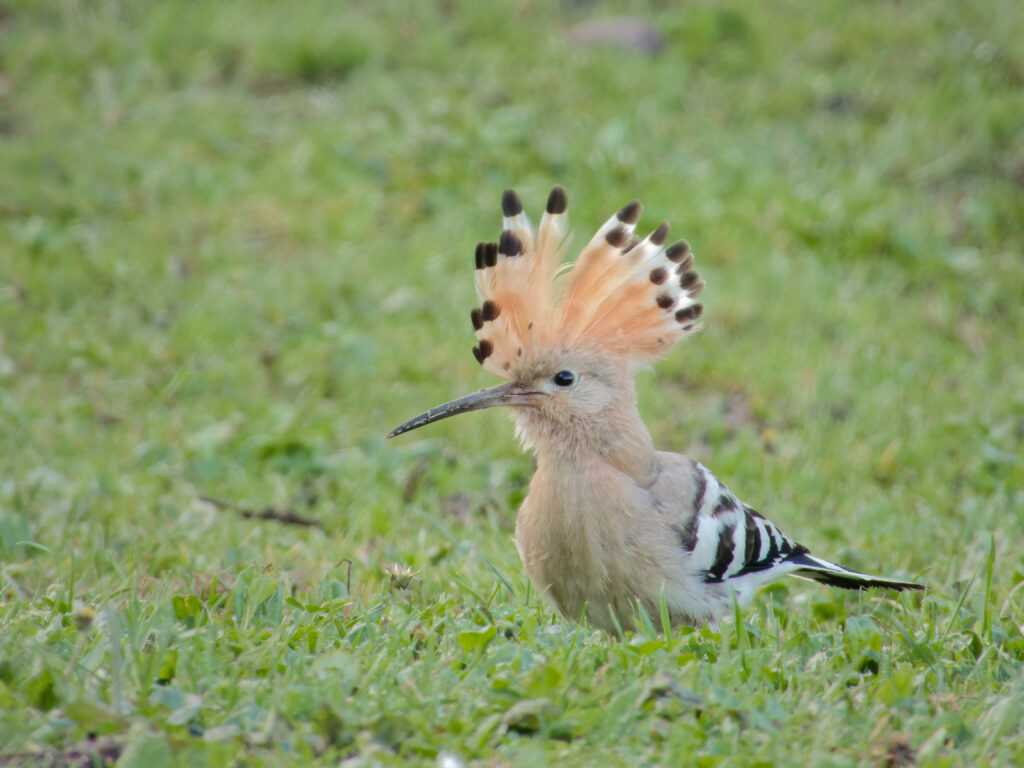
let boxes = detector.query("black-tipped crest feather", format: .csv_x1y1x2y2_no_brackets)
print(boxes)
481,300,500,322
499,230,523,256
617,200,641,224
502,189,523,217
484,242,498,267
546,185,568,214
650,221,670,245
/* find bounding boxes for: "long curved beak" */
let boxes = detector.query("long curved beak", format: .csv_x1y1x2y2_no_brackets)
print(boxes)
387,382,539,438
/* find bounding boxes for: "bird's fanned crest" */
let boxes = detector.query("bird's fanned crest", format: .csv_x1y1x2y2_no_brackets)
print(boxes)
470,186,704,378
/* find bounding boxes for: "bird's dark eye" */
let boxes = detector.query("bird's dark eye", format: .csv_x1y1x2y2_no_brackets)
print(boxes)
552,370,576,387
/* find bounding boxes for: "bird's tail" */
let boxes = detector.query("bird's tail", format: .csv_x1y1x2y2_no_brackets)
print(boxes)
787,553,924,592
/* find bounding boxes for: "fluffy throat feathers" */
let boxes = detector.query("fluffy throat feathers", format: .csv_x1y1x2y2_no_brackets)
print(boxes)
470,186,705,379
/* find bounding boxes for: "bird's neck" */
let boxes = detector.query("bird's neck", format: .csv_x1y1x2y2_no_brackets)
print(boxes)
592,412,660,486
522,405,660,488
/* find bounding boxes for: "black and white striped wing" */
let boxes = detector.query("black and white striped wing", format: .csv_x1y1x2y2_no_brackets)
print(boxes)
676,463,806,586
677,463,923,593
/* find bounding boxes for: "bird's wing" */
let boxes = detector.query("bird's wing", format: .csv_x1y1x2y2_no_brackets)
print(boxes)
676,462,808,585
678,463,922,592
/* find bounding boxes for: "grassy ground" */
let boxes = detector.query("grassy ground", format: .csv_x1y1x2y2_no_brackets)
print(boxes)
2,0,1023,765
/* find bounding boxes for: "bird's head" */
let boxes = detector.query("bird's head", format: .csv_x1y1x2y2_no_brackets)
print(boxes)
387,187,705,450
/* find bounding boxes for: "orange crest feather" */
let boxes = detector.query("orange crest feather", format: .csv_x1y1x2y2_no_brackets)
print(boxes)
470,187,704,378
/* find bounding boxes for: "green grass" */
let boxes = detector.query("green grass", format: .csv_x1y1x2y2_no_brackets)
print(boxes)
2,0,1023,764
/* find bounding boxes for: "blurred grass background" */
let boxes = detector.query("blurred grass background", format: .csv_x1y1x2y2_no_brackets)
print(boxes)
1,0,1023,765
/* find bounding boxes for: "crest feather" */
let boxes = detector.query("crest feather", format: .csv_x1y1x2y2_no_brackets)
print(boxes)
470,187,703,377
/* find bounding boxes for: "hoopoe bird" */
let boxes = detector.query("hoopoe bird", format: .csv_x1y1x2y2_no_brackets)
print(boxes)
389,187,923,632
